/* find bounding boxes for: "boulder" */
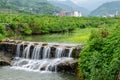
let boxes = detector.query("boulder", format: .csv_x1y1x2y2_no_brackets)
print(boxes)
57,60,78,73
0,60,10,66
0,52,11,66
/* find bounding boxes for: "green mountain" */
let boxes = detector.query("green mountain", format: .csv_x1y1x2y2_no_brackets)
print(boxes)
48,0,90,16
0,0,60,14
0,0,89,15
90,1,120,16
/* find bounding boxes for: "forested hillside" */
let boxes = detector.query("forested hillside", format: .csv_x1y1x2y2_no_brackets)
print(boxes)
0,0,60,14
90,1,120,16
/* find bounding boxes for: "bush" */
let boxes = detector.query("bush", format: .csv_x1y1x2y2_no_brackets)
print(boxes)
0,24,5,34
21,25,32,35
0,34,4,40
79,27,120,80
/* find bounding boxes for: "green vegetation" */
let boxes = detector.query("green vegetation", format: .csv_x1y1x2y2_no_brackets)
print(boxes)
0,14,119,44
0,14,118,36
0,24,5,40
0,0,89,15
79,23,120,79
0,0,59,14
15,28,94,44
90,1,120,16
0,13,120,80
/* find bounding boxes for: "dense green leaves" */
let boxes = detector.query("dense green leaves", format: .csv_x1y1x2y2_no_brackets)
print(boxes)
0,24,5,40
79,26,120,80
0,14,118,37
0,24,5,34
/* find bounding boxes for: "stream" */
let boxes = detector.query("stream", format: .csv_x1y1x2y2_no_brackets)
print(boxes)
0,67,77,80
0,40,78,80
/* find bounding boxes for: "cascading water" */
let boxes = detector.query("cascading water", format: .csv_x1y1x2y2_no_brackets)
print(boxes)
68,48,73,57
23,43,32,59
55,47,65,58
16,42,24,57
43,46,51,59
32,44,42,59
12,42,74,72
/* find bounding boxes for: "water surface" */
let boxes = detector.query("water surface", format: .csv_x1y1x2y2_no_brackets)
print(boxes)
0,67,77,80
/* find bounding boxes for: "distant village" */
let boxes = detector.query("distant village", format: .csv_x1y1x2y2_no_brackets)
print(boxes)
53,11,82,17
18,7,119,17
18,7,83,17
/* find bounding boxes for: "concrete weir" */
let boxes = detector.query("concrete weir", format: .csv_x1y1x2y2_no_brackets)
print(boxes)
0,39,83,73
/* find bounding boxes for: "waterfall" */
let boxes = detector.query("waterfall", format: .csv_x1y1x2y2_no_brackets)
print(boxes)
55,47,65,58
16,42,24,57
43,46,51,59
12,42,75,72
32,45,42,60
23,43,32,59
45,58,60,72
68,48,73,57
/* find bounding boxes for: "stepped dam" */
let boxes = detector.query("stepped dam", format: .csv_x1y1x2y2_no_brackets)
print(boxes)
0,39,83,73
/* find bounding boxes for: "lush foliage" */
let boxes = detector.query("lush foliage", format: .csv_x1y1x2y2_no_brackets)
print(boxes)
18,28,95,44
79,25,120,80
0,14,118,37
0,0,59,14
0,24,5,40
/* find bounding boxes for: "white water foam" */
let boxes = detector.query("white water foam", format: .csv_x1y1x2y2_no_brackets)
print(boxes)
13,42,74,72
11,57,73,72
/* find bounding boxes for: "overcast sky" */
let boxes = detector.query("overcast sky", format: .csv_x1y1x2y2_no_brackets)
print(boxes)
71,0,119,10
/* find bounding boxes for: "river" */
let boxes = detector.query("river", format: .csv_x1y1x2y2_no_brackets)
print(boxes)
13,28,91,44
0,29,86,80
0,67,77,80
0,37,78,80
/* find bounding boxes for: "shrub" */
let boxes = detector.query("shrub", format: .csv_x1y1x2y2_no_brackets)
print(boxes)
79,26,120,80
0,34,4,40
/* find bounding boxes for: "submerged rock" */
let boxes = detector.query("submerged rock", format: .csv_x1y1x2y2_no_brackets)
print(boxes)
0,61,10,66
0,52,11,66
57,60,78,73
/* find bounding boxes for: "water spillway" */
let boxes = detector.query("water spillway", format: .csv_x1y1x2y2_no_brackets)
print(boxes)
0,39,83,73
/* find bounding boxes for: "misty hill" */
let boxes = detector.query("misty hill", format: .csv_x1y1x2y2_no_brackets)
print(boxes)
0,0,60,14
48,0,90,16
90,1,120,16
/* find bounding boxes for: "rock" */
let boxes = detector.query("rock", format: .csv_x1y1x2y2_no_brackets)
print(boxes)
57,60,78,73
118,72,120,80
15,40,22,44
0,61,10,66
0,52,12,66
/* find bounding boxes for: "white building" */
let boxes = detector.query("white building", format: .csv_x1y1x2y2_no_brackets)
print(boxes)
54,11,82,17
71,11,82,17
